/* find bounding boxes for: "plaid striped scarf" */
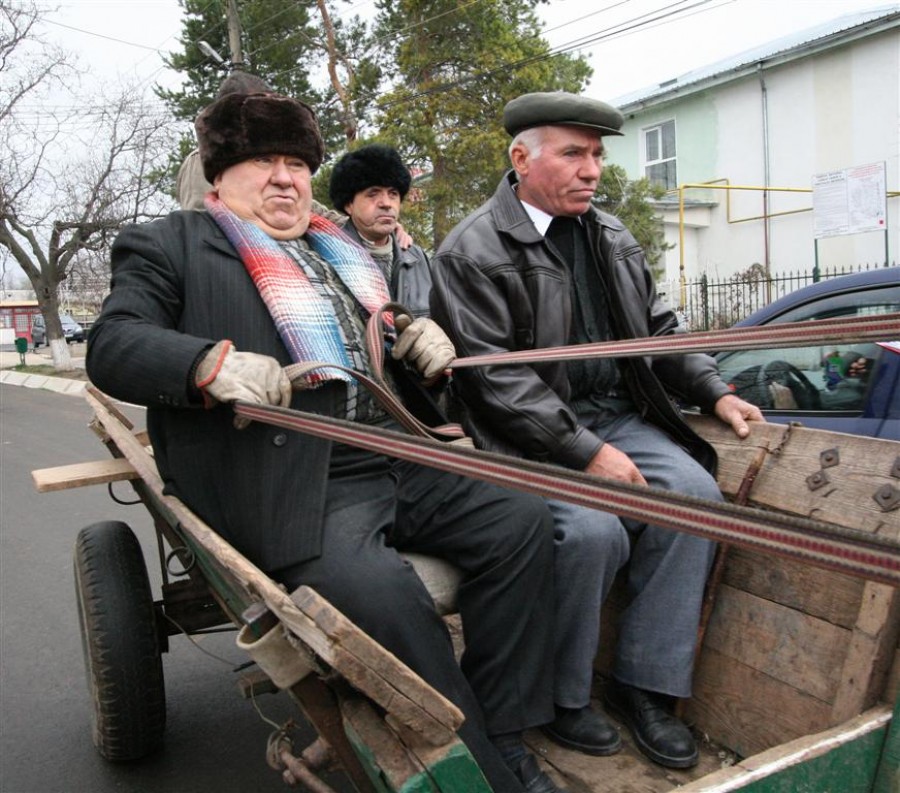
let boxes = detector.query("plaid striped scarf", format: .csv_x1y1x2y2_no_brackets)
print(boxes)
205,194,392,386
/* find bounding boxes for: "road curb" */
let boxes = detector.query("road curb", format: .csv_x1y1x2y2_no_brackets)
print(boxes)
0,368,88,397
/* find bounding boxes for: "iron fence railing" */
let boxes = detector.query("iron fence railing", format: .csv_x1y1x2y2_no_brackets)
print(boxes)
669,263,896,331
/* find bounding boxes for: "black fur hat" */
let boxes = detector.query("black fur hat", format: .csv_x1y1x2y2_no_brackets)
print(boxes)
195,92,325,182
329,143,412,212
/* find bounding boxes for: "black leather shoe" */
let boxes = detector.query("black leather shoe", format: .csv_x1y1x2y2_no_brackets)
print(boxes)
512,754,568,793
604,680,699,768
542,705,622,756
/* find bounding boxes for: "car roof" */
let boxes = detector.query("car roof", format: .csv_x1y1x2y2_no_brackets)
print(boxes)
734,267,900,327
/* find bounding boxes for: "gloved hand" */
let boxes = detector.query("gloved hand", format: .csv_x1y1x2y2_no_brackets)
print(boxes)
195,340,292,428
391,315,455,384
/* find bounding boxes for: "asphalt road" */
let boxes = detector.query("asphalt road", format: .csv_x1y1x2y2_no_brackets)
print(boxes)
0,385,352,793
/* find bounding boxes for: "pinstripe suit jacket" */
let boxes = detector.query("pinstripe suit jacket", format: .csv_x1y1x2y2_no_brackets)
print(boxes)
87,210,343,571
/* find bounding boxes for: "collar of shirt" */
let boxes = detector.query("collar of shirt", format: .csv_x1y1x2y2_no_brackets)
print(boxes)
518,198,583,237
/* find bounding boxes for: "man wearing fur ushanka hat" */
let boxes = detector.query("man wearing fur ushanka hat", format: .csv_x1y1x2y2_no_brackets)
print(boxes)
87,88,559,793
329,144,445,378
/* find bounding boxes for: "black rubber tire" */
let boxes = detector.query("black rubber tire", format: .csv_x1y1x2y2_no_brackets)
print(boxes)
73,521,166,761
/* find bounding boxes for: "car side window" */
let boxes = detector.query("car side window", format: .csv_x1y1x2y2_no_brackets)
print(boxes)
717,285,900,413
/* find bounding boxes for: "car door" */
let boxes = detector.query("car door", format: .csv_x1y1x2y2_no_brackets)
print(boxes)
716,282,900,439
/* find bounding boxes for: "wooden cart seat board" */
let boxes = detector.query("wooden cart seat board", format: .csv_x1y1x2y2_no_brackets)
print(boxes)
32,388,900,793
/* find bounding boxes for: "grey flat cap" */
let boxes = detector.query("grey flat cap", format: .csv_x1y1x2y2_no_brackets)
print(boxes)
503,91,624,137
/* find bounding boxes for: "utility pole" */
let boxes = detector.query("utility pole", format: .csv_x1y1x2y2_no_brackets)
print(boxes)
226,0,244,68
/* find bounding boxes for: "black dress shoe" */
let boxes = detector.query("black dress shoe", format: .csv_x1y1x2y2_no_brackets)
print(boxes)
604,680,699,768
542,705,622,756
512,754,568,793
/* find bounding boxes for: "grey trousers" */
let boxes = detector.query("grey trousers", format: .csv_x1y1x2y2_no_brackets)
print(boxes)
546,411,719,706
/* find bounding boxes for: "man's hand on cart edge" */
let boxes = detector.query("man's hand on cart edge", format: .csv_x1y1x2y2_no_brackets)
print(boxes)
195,340,292,429
713,393,765,439
392,314,456,385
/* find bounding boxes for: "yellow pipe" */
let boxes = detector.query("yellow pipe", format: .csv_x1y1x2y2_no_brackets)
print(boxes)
671,181,898,295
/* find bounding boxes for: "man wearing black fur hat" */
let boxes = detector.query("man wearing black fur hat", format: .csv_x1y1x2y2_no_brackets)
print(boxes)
330,144,432,317
87,89,563,793
431,91,763,770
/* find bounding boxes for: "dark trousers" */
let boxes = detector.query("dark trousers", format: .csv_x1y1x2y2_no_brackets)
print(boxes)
277,447,556,792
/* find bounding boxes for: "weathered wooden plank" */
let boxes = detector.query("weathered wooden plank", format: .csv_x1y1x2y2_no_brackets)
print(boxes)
831,581,900,724
342,699,430,791
684,415,900,536
686,648,832,758
80,388,465,746
678,705,892,792
289,586,462,743
721,546,864,628
31,458,138,492
387,718,493,793
704,585,847,702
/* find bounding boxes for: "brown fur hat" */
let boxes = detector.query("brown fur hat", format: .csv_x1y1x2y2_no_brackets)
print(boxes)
195,92,325,182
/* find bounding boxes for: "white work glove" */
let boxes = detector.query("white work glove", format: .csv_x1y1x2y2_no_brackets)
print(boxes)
195,340,292,428
391,315,455,385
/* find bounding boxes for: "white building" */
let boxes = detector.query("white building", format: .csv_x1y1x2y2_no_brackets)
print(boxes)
605,5,899,292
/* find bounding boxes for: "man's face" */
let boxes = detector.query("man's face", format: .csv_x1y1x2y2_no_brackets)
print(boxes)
344,186,402,245
215,154,312,239
512,126,603,217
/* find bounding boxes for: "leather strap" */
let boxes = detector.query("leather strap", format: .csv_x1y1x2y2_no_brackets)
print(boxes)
283,301,467,445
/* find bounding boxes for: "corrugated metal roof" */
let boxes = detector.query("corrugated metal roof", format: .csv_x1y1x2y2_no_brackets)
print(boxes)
613,4,900,109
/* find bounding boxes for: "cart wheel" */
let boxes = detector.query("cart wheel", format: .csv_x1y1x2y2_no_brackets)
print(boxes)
74,521,166,761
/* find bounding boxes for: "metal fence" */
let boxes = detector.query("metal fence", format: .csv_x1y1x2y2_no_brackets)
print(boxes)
669,263,896,331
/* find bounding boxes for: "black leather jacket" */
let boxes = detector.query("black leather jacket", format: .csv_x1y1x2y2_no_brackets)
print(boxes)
431,171,731,472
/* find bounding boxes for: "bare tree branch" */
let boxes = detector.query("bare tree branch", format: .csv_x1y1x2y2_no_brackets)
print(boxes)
0,2,176,369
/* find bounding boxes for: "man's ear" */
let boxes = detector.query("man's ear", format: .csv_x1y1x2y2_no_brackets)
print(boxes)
510,143,529,175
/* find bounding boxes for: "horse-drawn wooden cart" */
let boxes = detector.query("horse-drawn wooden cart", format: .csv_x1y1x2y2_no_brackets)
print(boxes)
32,385,899,792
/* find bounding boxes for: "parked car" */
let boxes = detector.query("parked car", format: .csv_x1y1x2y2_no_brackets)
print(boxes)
714,267,899,440
31,313,85,348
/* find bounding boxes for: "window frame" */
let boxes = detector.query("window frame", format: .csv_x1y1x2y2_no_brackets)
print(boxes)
642,119,677,190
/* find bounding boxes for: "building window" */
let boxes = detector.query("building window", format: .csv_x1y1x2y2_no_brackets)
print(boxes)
643,120,676,190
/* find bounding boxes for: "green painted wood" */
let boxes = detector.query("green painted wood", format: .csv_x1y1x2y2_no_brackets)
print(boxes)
418,741,492,793
343,716,492,793
343,720,408,793
736,728,886,792
873,697,899,793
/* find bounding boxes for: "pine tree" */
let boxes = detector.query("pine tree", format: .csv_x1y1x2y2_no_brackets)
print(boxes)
368,0,591,249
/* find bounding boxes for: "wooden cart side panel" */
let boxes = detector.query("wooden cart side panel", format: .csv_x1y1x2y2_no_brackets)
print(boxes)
82,389,465,746
703,585,847,702
686,648,832,758
684,415,900,538
831,582,900,724
721,547,865,628
678,705,892,793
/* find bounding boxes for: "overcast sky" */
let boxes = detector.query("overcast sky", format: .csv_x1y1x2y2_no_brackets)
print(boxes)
35,0,888,107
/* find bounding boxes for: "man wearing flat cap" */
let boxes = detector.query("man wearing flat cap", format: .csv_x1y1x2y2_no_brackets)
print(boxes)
87,89,561,793
431,91,763,769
